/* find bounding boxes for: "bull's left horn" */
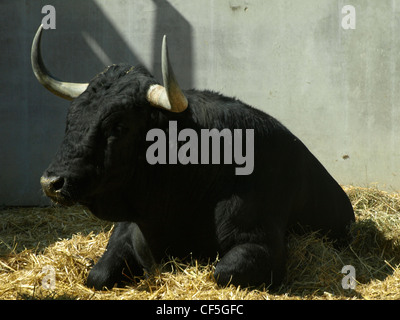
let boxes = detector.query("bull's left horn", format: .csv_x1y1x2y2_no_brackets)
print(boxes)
31,25,89,101
147,36,188,113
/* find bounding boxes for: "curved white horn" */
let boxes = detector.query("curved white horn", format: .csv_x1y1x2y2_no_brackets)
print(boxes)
31,25,89,101
147,35,188,113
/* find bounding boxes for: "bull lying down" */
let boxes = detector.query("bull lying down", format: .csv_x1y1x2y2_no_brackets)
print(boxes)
31,25,355,290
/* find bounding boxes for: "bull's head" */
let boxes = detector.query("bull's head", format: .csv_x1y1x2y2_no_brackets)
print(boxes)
32,25,187,214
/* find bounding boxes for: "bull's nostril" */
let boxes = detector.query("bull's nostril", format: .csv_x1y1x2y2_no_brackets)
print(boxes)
40,175,73,205
40,175,65,195
52,177,64,192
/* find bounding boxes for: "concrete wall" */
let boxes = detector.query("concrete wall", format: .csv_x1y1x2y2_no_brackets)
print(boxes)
1,0,399,205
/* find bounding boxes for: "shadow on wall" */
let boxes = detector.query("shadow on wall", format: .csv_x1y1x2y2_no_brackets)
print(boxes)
0,0,192,205
151,0,192,87
36,0,193,89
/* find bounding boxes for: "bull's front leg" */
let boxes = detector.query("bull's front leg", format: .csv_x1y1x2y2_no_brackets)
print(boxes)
86,221,155,290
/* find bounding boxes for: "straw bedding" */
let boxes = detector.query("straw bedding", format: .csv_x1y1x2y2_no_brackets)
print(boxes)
1,186,400,300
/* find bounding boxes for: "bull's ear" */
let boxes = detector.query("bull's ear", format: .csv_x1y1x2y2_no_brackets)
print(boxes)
31,24,89,100
146,36,188,113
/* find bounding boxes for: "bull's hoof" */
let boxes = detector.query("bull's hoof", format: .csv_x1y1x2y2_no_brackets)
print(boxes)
86,267,118,291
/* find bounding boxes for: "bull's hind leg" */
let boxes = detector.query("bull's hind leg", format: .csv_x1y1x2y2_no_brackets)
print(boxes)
214,195,287,288
214,241,286,288
87,222,155,290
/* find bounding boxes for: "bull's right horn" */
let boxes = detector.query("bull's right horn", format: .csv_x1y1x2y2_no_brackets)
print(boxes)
147,35,188,113
31,25,89,100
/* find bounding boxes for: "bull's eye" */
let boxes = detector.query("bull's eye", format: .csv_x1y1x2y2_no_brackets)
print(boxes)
108,124,127,139
111,124,126,138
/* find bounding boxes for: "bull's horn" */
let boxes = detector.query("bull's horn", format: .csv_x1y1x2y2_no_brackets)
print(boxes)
147,35,188,113
31,25,89,101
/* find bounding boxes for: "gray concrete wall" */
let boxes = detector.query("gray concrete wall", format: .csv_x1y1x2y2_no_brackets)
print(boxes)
1,0,399,205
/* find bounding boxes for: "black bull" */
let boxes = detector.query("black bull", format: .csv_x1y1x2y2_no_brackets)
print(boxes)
31,25,355,290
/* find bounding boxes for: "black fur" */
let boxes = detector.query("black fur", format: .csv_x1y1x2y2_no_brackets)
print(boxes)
41,64,355,290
